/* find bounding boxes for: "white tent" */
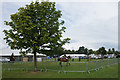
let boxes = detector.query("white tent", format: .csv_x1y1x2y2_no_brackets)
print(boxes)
60,54,87,58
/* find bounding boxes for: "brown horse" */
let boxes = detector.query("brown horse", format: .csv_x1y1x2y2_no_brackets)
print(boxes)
58,57,70,67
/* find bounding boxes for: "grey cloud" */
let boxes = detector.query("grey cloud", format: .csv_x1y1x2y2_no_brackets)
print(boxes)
69,40,78,43
91,42,118,50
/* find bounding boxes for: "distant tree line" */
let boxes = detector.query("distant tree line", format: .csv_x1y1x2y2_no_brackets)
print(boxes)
59,46,120,56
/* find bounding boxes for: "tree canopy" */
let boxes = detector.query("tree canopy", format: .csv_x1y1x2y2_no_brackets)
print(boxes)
3,1,70,71
77,46,88,54
3,1,70,55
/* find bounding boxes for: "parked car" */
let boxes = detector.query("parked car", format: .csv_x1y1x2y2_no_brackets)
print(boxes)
95,56,98,59
116,55,120,58
104,55,108,58
0,58,10,62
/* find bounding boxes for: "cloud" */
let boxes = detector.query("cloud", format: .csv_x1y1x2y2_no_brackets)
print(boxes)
63,40,118,51
90,42,118,50
57,2,118,50
69,40,78,43
1,2,30,53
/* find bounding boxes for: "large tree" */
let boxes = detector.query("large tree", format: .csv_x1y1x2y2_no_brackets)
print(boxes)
3,1,70,72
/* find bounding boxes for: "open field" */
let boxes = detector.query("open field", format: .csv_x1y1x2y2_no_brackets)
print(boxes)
2,58,119,78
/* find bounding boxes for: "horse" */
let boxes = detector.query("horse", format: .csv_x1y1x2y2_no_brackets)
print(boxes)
58,57,70,67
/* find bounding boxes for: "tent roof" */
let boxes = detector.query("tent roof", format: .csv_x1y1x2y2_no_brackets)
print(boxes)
60,54,87,57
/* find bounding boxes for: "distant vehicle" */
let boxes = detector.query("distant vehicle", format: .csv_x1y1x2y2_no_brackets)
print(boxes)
116,55,120,58
95,56,98,59
104,55,108,58
0,58,10,62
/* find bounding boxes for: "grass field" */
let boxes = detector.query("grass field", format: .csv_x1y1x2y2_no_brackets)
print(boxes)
2,58,119,78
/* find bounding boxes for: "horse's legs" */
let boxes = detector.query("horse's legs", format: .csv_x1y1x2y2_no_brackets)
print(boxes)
59,61,62,67
68,62,70,66
67,61,70,66
65,63,67,66
66,61,70,66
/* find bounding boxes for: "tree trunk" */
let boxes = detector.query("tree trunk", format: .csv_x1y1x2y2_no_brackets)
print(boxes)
87,55,89,61
34,52,37,72
101,54,104,60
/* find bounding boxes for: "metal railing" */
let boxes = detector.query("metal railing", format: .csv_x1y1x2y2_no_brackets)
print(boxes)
44,58,118,73
2,58,118,73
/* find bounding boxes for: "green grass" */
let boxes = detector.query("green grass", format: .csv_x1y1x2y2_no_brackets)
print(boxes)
2,64,118,78
2,58,118,78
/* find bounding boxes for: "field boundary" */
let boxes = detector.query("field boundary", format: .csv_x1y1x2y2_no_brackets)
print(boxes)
2,58,119,73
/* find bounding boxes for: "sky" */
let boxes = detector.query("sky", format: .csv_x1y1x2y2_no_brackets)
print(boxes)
0,0,119,54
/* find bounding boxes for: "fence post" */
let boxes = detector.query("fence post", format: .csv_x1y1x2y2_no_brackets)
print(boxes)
107,59,109,66
8,62,10,71
96,61,98,70
113,58,114,65
44,61,47,72
26,62,29,72
100,60,102,68
101,60,103,68
86,62,89,73
114,58,116,64
118,58,119,64
62,62,64,73
116,58,117,64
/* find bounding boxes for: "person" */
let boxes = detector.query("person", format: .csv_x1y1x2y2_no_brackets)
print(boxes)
47,56,50,59
64,54,66,58
79,56,81,61
10,53,15,63
87,56,89,61
72,57,74,61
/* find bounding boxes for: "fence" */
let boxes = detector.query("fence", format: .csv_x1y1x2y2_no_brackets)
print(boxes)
44,58,118,73
2,61,33,72
2,58,119,73
86,58,118,73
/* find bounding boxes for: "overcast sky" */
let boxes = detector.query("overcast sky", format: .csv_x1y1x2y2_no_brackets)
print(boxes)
0,0,118,54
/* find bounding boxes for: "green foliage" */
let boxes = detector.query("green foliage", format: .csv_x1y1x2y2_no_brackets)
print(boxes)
63,49,77,54
3,1,70,55
112,48,115,53
88,49,93,55
114,51,120,55
97,47,106,55
108,48,112,54
77,46,88,54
